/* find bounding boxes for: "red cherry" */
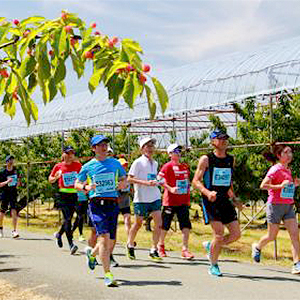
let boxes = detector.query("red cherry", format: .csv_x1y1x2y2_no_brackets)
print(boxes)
126,64,134,72
0,69,9,78
111,37,119,44
139,73,147,84
12,91,18,100
61,12,67,20
27,48,32,56
94,31,101,36
84,51,94,59
70,37,77,46
64,26,72,33
12,19,19,26
90,22,97,28
48,50,54,56
108,40,115,48
142,64,151,73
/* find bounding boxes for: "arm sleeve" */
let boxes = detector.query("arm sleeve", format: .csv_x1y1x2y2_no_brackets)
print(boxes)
266,166,278,180
77,164,88,182
50,164,59,177
158,164,168,178
128,160,139,177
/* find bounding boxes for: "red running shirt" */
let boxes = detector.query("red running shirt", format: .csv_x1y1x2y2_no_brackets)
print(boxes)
50,161,82,189
158,161,190,206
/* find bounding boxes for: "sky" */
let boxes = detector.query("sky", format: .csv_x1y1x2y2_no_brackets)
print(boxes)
2,0,300,94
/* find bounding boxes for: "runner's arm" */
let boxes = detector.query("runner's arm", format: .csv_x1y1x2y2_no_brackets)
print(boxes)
128,174,157,186
0,177,12,187
192,155,210,197
260,176,289,190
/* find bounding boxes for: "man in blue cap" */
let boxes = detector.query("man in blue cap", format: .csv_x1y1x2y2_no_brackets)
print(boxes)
0,155,19,238
192,129,243,277
75,134,127,287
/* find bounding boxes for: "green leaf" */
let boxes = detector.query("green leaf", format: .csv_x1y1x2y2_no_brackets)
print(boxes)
28,73,37,93
6,73,17,94
104,61,128,85
133,72,143,100
29,100,38,121
88,68,105,93
0,25,10,43
19,56,36,78
152,77,169,113
122,39,143,53
71,53,84,79
145,85,156,120
20,16,46,26
107,76,124,106
4,98,16,119
19,98,31,125
58,81,67,97
48,77,57,101
38,50,51,80
54,59,66,84
122,74,135,109
41,82,50,104
59,27,67,56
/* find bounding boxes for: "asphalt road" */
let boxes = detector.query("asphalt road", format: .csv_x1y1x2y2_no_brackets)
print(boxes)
1,229,300,300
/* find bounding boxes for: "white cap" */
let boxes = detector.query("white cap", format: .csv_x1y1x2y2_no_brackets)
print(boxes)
167,143,182,154
139,137,156,149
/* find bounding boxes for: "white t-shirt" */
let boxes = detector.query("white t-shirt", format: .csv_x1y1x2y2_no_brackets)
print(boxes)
128,155,161,203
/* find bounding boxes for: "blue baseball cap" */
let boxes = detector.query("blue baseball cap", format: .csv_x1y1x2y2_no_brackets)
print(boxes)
63,146,75,153
5,155,14,162
90,135,110,146
210,129,229,140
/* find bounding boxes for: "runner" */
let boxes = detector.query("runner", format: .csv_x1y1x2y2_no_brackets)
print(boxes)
72,190,88,242
252,144,300,274
0,155,20,238
75,134,127,287
192,129,243,276
157,143,194,260
126,137,162,261
49,146,81,255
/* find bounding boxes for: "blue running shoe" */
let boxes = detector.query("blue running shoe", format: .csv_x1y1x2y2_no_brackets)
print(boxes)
54,232,63,248
251,243,261,263
202,241,211,262
104,272,118,287
85,246,97,270
208,264,222,277
292,262,300,274
70,244,78,255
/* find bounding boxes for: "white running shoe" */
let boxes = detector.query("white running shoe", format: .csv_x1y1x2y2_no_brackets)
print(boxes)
12,230,19,238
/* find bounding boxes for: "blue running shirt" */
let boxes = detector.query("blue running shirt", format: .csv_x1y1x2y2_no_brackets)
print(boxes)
77,158,126,199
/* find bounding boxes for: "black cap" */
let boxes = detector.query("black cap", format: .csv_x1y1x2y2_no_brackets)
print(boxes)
5,155,14,162
63,146,75,153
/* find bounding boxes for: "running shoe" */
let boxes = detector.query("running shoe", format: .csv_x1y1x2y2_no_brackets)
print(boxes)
110,254,119,267
202,241,211,261
104,272,118,287
292,262,300,274
158,244,167,257
85,246,97,270
11,230,19,238
127,245,136,260
78,235,85,242
54,232,63,248
181,249,194,260
70,244,78,255
208,264,222,277
0,229,3,238
251,243,261,263
149,249,162,261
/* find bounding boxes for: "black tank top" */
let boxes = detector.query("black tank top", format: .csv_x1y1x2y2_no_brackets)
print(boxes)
203,152,233,200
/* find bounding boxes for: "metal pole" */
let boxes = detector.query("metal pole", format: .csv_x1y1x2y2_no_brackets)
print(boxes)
185,94,188,148
127,124,131,161
61,131,65,152
269,94,273,144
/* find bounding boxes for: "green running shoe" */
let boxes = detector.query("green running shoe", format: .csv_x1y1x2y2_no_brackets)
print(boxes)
104,272,118,287
85,246,97,270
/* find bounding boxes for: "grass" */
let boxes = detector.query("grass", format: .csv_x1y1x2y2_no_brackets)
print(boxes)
3,201,298,268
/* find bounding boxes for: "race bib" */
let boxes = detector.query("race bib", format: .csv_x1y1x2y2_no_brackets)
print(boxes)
147,173,157,181
212,168,231,186
93,172,115,195
8,175,17,187
280,183,295,199
62,172,77,187
176,179,189,194
77,191,88,202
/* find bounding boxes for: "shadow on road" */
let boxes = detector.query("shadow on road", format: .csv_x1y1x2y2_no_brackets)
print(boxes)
17,238,52,241
223,273,300,282
115,279,182,287
0,267,23,273
119,263,171,269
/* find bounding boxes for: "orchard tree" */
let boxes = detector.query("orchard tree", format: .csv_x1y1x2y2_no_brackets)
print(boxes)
0,11,169,124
